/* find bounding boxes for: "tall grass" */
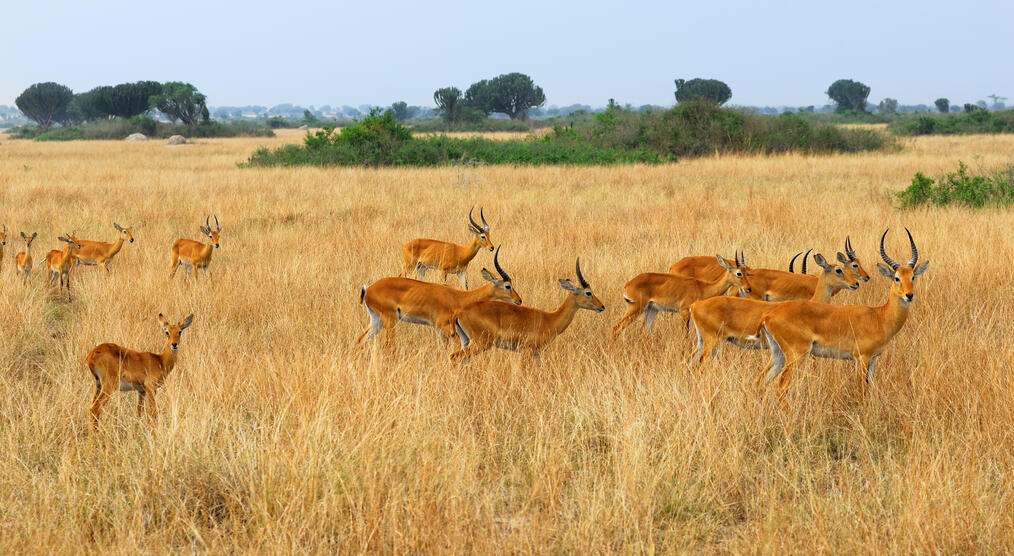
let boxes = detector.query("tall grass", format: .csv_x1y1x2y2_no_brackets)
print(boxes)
0,130,1012,552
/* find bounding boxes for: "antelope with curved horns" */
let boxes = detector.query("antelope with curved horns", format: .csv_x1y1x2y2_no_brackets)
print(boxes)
787,249,812,274
400,206,494,288
170,215,221,281
14,232,38,285
0,225,7,273
358,245,523,348
757,229,929,398
612,255,751,340
671,240,869,302
86,313,194,430
450,258,605,365
75,222,135,274
688,252,862,369
39,233,84,299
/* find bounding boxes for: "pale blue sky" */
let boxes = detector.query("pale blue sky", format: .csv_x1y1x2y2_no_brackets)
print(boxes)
2,0,1011,109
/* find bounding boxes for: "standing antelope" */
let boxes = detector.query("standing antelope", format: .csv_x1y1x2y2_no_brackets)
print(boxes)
358,246,523,348
688,253,862,368
401,206,494,288
170,215,221,281
0,225,7,273
14,232,38,284
450,258,605,365
611,255,751,340
75,222,135,274
669,237,871,301
40,233,84,299
86,313,194,430
757,229,929,398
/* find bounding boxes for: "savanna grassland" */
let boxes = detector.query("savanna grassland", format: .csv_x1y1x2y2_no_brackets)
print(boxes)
0,129,1011,552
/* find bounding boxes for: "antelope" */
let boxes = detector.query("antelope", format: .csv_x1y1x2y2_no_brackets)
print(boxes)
669,237,871,301
86,313,194,430
39,233,84,299
0,225,7,272
75,222,135,273
688,253,862,368
450,258,605,365
170,215,221,281
757,229,929,398
401,206,494,288
14,232,38,284
611,255,751,340
358,246,523,348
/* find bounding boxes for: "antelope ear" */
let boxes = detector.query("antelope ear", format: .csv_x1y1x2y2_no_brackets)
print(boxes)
480,268,496,283
913,260,930,276
813,253,830,271
180,314,195,330
31,232,37,239
716,255,733,271
877,264,894,278
559,279,580,293
837,252,849,264
157,313,169,328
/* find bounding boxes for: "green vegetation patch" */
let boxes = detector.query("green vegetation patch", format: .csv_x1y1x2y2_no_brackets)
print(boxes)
244,103,890,168
12,118,274,141
897,161,1014,208
888,109,1014,136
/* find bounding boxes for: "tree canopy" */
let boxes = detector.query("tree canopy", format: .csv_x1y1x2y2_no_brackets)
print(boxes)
16,82,74,128
463,73,545,119
826,79,871,113
150,82,208,126
674,78,732,105
934,98,950,113
433,87,463,124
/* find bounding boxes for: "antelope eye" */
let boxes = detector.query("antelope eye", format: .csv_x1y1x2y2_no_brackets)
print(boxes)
165,331,169,336
852,263,859,269
894,277,901,283
735,271,742,277
504,284,511,290
584,291,592,297
835,269,843,275
480,235,486,240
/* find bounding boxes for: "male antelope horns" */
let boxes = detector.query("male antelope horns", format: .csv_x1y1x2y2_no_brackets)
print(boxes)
879,229,900,270
214,215,220,231
576,258,589,288
905,227,918,267
480,207,489,231
801,249,812,275
468,206,482,233
493,245,510,282
789,251,802,273
845,236,857,260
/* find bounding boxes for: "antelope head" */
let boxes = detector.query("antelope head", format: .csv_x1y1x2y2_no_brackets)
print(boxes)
199,215,221,248
467,206,493,252
479,245,523,305
113,222,135,244
837,236,871,282
559,258,605,312
877,228,929,306
717,253,752,294
158,313,195,352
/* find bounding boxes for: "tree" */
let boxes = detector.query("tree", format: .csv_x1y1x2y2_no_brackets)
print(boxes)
826,79,871,113
15,82,73,128
934,98,950,113
878,98,898,115
150,82,208,126
433,86,463,124
464,79,495,115
71,88,106,122
485,73,545,119
391,101,410,121
674,78,732,105
96,81,162,119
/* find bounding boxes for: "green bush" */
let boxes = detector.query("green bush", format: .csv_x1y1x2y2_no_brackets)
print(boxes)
13,118,274,141
896,161,1014,208
889,109,1014,135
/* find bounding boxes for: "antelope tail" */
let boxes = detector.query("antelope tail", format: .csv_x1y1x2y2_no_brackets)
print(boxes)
359,285,366,304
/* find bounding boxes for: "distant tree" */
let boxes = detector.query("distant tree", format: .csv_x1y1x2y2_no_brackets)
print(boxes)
878,98,898,115
433,86,463,124
300,109,320,126
72,88,106,122
15,82,74,128
987,94,1007,110
964,103,984,113
826,79,870,113
674,78,732,105
798,105,815,113
489,73,546,119
341,105,361,118
464,79,495,115
391,101,410,121
95,81,162,119
149,82,208,126
934,98,949,113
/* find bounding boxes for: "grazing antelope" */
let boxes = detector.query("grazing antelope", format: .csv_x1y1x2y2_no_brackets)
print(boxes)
75,222,135,274
14,232,38,284
170,215,221,281
358,246,523,348
450,258,605,365
757,229,929,398
400,206,494,288
39,233,84,299
611,255,751,340
86,313,194,429
0,225,7,272
688,253,861,368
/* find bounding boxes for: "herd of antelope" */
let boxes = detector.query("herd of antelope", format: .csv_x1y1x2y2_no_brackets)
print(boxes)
359,208,929,400
2,217,222,430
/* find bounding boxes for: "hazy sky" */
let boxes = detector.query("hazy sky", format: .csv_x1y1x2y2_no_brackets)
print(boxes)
3,0,1011,109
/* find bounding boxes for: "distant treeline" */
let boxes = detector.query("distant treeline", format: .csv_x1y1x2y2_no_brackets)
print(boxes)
243,101,890,168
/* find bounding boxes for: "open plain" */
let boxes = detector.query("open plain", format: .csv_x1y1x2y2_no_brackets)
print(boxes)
0,129,1011,552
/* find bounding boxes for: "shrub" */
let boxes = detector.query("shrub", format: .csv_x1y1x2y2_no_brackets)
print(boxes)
896,161,1014,208
888,109,1014,135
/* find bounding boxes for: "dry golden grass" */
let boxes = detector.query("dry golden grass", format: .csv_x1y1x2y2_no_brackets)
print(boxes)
0,131,1012,552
